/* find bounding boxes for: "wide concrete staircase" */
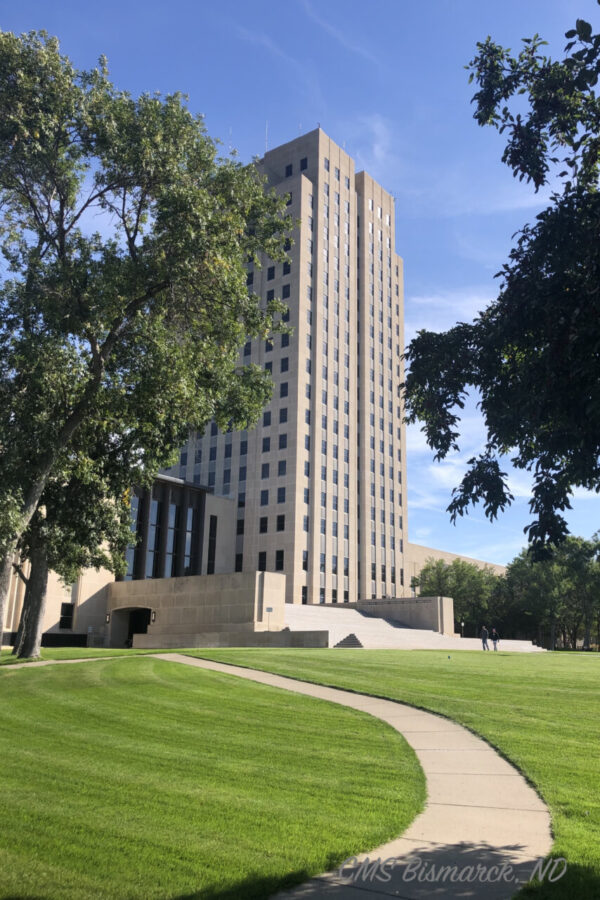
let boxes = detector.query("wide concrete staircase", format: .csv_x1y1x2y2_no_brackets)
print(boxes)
284,604,545,652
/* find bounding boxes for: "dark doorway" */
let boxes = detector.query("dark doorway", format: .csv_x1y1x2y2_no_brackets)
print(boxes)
127,608,151,646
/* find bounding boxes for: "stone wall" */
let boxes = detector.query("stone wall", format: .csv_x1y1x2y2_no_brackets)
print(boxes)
316,595,455,636
107,570,287,648
405,542,506,592
356,596,455,636
133,629,328,649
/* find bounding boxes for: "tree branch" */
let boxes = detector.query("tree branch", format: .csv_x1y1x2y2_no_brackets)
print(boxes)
12,561,29,586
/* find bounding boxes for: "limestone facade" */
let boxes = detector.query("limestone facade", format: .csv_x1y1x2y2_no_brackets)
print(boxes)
166,129,408,606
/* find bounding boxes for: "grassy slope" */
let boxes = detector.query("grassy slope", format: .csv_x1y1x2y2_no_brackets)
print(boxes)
0,647,162,665
0,656,424,900
186,648,600,900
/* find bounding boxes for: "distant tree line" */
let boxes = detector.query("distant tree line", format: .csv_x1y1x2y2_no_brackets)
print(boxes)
412,537,600,650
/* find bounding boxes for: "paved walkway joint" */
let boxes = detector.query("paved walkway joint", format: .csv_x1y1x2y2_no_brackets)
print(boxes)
156,653,553,900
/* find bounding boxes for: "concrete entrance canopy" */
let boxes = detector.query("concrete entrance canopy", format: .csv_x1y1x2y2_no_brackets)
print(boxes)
108,606,152,648
105,571,323,649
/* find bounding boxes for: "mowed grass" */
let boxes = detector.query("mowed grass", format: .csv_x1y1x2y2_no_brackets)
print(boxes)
187,648,600,900
0,647,162,665
0,656,425,899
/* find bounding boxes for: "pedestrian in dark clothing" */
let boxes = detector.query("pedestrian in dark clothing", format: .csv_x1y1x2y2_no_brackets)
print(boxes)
480,625,489,651
490,628,500,651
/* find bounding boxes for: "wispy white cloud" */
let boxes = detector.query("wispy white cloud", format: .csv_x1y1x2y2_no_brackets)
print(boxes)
404,286,495,346
454,535,529,565
570,485,600,501
506,471,534,500
361,114,393,169
235,25,325,111
432,173,553,219
339,113,407,192
407,483,450,513
451,228,508,271
405,424,435,456
505,475,600,504
426,455,475,491
300,0,383,75
390,155,554,220
335,110,554,222
236,25,295,65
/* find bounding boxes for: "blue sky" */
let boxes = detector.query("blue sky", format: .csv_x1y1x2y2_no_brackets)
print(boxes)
3,0,599,564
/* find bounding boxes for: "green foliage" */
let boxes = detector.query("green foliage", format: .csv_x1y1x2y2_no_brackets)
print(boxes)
504,536,600,648
0,31,292,578
413,557,501,633
403,11,600,554
413,540,600,646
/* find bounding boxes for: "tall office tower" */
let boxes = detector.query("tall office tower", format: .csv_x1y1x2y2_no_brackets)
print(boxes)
166,129,408,605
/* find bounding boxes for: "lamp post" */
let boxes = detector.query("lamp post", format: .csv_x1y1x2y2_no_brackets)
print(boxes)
461,621,465,638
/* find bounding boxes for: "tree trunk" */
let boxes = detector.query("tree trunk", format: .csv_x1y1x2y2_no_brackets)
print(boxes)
0,552,16,657
0,360,113,656
549,619,556,651
11,606,25,656
583,613,592,650
10,562,29,655
15,544,49,659
570,624,579,650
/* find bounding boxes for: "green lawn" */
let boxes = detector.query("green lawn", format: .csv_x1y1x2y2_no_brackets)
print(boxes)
0,656,425,899
184,648,600,899
0,647,162,665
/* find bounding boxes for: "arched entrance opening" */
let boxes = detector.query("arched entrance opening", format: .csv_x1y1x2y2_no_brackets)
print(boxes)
109,606,152,648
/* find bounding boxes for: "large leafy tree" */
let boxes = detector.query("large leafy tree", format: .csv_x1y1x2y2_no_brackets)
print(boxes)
504,537,600,648
11,413,158,659
0,31,291,648
415,541,600,647
412,557,500,635
12,473,131,660
403,10,600,555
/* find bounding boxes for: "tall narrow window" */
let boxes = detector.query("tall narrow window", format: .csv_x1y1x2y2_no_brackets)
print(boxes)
206,515,217,575
146,498,162,578
184,507,198,575
124,494,141,580
164,501,180,577
59,602,74,630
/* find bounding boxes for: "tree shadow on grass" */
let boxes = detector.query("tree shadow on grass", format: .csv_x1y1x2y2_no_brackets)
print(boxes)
170,844,600,900
171,864,320,900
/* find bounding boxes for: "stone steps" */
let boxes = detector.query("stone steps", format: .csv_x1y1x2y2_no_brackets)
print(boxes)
333,632,363,648
284,605,545,652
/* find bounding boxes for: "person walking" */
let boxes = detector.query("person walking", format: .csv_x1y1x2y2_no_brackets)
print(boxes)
490,627,500,651
480,625,489,651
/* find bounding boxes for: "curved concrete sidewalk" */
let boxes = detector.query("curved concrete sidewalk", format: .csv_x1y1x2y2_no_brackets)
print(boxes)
157,653,553,900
